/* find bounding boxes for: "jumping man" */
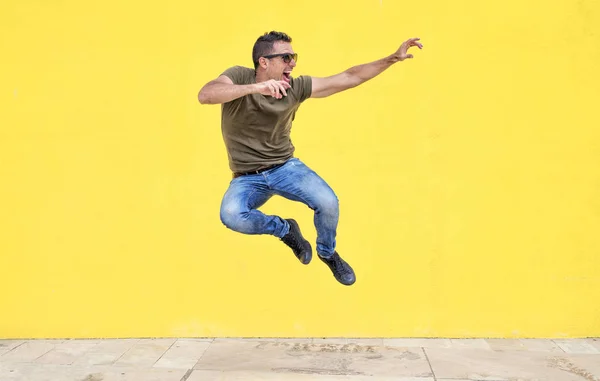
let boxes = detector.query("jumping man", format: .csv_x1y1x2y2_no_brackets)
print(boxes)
198,31,422,286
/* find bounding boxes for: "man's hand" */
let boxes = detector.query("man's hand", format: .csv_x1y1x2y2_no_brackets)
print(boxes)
198,76,292,104
394,37,423,61
255,79,291,99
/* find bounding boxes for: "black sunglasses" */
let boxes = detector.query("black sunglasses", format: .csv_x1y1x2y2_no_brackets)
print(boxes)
262,53,298,63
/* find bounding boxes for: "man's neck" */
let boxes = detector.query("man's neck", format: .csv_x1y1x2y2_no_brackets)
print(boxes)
255,70,269,83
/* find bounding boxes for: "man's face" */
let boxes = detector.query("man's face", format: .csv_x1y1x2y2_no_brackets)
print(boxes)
263,41,297,84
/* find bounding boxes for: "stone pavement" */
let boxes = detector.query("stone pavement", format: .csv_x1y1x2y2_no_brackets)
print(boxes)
1,338,600,380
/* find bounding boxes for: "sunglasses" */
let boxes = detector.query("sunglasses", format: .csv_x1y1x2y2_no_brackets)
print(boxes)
262,53,298,63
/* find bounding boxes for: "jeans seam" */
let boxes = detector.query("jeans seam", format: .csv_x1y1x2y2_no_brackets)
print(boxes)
244,188,259,211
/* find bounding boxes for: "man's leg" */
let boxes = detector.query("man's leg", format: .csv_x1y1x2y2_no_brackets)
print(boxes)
220,175,284,236
267,158,356,285
220,174,312,264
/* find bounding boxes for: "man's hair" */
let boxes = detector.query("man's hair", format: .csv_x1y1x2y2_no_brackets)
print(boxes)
252,31,292,69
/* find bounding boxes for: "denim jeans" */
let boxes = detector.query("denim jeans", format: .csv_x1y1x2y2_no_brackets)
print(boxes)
220,157,339,257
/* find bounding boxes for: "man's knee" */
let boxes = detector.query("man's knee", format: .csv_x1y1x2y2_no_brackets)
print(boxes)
315,192,339,216
220,199,247,231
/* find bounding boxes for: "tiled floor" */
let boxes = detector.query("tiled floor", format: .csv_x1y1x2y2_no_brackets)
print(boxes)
0,338,599,380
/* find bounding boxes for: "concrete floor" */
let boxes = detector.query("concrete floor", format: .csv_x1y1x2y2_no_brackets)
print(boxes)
1,337,600,380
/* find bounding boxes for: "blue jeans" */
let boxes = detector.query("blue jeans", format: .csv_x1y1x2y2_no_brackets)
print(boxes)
220,158,339,257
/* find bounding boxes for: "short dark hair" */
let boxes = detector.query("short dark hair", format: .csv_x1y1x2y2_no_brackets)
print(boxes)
252,31,292,69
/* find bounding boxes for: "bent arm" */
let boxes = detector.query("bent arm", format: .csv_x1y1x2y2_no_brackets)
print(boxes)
197,75,258,104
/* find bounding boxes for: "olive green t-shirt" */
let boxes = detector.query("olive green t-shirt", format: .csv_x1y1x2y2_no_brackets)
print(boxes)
220,66,312,173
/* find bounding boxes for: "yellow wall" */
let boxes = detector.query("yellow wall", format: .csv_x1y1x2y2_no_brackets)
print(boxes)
1,0,599,339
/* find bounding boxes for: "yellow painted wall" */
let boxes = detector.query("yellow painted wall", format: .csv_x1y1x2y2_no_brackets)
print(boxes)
1,0,599,339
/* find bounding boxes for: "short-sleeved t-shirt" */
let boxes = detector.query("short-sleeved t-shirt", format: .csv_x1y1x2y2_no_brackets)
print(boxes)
219,66,312,173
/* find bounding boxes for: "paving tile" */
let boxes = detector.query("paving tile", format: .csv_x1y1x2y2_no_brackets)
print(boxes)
519,339,563,352
347,339,384,346
562,354,600,377
153,339,211,369
188,370,433,380
426,347,600,380
486,339,527,351
0,363,186,381
0,363,72,381
114,338,176,368
35,340,99,365
0,363,104,381
383,339,452,348
84,367,187,381
312,338,350,345
195,340,432,378
0,341,25,356
72,339,139,366
0,341,59,362
0,341,26,350
450,339,492,350
554,339,600,354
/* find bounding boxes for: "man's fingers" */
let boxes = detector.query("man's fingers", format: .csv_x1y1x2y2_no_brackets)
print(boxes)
278,83,288,96
402,38,423,50
410,38,423,49
278,81,291,94
269,83,278,97
270,81,287,97
263,80,290,98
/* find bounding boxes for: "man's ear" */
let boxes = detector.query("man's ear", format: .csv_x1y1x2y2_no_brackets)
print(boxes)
258,57,268,69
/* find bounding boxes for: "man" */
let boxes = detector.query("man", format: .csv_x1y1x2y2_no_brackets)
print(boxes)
198,31,422,286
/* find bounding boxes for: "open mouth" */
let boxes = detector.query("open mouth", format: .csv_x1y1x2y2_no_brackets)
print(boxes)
282,72,291,83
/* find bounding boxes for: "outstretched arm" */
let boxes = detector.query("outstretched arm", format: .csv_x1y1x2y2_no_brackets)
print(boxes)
310,37,423,99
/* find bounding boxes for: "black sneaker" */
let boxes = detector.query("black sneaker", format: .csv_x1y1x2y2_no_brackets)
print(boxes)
319,251,356,285
280,219,312,264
